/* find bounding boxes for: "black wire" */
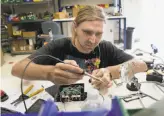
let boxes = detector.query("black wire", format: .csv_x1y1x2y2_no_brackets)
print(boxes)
21,55,69,112
99,93,105,104
21,54,104,112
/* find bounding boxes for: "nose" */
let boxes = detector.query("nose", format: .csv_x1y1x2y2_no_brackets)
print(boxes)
89,34,96,44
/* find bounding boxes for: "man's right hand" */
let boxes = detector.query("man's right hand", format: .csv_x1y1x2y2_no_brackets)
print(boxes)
48,60,84,85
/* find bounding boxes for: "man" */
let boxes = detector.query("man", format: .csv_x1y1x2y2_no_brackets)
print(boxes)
12,5,147,92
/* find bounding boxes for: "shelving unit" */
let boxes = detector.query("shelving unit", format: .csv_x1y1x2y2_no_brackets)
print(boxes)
2,0,55,55
1,0,52,5
7,19,49,24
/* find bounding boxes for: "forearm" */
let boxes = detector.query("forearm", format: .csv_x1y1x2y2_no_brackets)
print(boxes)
11,58,54,80
106,59,148,80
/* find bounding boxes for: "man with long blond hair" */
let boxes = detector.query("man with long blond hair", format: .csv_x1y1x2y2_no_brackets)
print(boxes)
12,5,147,92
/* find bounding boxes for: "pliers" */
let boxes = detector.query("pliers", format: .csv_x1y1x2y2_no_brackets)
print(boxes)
11,85,44,106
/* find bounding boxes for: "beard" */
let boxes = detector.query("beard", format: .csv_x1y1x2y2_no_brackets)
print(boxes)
75,35,100,53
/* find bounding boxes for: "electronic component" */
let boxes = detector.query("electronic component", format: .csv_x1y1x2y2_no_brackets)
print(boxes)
146,71,164,83
122,93,146,102
154,64,164,73
56,83,87,102
126,77,141,91
121,90,158,103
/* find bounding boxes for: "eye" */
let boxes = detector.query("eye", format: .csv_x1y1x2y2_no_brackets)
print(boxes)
83,30,93,36
96,33,102,37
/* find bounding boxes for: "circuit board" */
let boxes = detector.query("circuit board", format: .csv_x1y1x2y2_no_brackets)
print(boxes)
56,83,87,102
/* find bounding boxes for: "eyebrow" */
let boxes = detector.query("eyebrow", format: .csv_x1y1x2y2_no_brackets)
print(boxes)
82,29,103,34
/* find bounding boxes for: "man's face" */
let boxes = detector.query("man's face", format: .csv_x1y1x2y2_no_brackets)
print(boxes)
75,20,104,53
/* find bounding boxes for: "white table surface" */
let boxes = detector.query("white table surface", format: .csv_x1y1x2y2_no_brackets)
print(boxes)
1,73,164,114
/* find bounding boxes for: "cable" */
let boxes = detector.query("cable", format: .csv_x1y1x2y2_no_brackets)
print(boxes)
155,84,164,94
99,93,105,104
140,81,164,87
21,54,106,112
140,81,164,94
152,55,164,64
21,55,75,112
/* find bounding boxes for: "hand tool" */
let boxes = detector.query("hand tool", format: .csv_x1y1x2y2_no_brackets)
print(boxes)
11,85,44,106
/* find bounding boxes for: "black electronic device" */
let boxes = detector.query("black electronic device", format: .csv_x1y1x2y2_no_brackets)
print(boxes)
25,99,46,113
146,72,163,83
26,99,59,113
45,83,87,102
45,85,60,99
56,83,87,102
1,107,20,115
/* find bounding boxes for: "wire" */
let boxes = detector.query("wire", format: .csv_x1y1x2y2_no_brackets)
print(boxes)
140,81,164,87
21,54,105,112
132,48,164,63
140,81,164,94
21,55,73,112
155,84,164,94
152,55,164,64
99,93,105,104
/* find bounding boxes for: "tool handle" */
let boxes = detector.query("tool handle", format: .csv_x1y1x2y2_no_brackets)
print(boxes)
84,72,104,83
23,85,34,95
29,88,44,98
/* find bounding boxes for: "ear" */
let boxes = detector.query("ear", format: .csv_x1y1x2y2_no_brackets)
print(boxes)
73,21,77,27
73,21,77,31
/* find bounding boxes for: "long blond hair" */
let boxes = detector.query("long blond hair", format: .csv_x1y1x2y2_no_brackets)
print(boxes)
71,5,106,45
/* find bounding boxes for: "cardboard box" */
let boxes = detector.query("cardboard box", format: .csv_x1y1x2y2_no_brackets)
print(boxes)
24,45,34,51
19,39,26,46
12,45,20,52
12,40,20,52
28,45,34,51
11,39,35,52
23,31,36,38
7,24,13,37
12,26,22,36
54,12,68,19
19,40,27,51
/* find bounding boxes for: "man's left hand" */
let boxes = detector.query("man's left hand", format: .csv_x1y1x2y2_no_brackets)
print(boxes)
91,68,112,94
